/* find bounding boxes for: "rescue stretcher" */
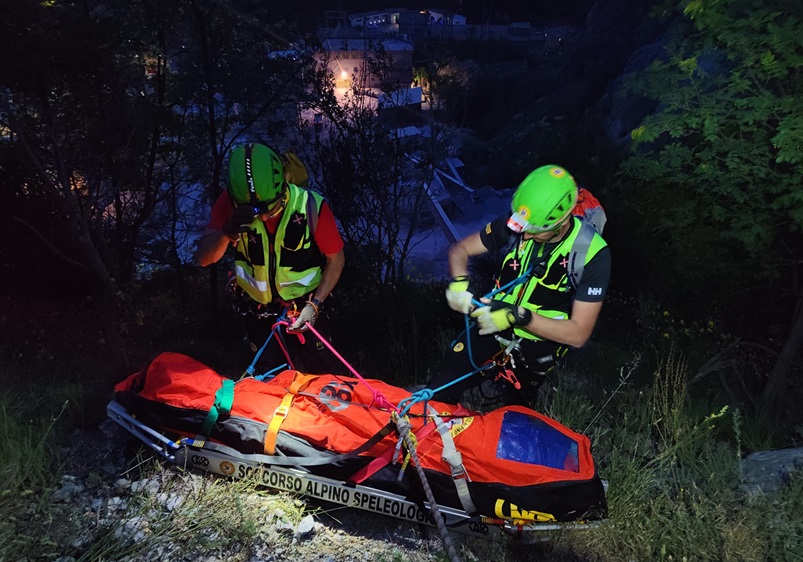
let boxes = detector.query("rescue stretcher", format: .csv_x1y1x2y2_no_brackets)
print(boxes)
107,352,608,542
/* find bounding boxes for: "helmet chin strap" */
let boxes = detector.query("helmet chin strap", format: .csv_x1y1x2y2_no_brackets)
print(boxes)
261,189,288,219
546,218,573,241
523,216,572,242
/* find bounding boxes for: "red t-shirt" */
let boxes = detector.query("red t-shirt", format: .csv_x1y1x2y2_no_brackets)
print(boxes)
207,190,344,255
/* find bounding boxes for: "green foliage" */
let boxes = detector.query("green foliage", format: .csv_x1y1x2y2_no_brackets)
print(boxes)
751,471,803,560
618,0,803,416
563,347,756,561
0,364,84,561
620,0,803,313
0,395,65,507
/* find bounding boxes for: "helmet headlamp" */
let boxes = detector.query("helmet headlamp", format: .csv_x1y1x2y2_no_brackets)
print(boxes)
507,210,569,234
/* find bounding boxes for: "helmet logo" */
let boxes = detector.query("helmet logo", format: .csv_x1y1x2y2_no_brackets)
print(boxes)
509,165,576,233
245,144,257,202
507,209,530,233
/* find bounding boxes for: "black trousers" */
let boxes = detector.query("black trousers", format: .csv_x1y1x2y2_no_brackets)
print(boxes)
426,325,566,407
240,300,346,376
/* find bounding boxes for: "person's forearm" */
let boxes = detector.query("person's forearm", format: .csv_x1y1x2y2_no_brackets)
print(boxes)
521,314,590,348
448,232,487,279
447,242,471,279
518,300,603,348
196,229,233,267
314,250,345,303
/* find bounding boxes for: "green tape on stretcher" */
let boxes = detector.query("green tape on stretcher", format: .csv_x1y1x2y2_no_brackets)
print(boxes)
200,378,234,436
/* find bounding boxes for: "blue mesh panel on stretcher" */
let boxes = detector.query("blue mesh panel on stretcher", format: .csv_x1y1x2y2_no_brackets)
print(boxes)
496,411,580,472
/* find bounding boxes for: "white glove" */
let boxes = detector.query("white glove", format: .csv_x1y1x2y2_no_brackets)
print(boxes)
445,276,474,314
289,303,318,332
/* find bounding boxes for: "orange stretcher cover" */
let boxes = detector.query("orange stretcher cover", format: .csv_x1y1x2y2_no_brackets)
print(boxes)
115,352,607,521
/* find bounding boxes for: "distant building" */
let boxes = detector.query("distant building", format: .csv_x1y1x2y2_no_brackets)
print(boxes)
427,10,466,26
377,86,423,127
336,8,467,40
319,37,413,90
509,22,531,37
348,10,396,29
378,87,422,110
329,6,575,47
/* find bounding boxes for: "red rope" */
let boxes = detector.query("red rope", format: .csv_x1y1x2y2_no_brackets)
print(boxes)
271,319,297,371
300,321,398,412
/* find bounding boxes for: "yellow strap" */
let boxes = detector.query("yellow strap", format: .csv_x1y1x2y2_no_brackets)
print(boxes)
264,372,316,455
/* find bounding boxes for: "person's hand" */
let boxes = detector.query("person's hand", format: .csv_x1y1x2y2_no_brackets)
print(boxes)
470,300,532,335
445,275,474,314
289,302,318,332
223,204,258,240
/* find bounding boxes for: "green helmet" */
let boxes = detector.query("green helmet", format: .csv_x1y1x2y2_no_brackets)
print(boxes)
508,165,578,233
227,143,286,208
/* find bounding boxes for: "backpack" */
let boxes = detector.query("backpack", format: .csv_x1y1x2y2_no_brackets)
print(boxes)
567,187,606,289
572,187,606,235
505,188,606,291
280,151,318,237
280,151,310,188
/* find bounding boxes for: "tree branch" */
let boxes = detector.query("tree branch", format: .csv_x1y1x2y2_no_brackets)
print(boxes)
12,216,93,272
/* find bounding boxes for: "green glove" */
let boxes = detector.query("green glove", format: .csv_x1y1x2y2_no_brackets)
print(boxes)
445,275,474,314
470,300,532,336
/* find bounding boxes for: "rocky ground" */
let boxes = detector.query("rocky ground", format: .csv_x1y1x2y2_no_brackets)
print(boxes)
41,420,507,562
40,414,803,562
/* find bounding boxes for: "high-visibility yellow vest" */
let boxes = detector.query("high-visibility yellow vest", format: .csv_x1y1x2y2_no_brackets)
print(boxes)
234,184,324,304
494,217,607,341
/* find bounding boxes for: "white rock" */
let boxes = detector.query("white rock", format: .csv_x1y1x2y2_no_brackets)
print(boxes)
295,514,316,538
51,481,85,502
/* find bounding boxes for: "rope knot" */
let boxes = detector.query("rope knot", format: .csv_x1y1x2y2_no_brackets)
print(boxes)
394,413,413,434
371,392,396,412
413,388,435,402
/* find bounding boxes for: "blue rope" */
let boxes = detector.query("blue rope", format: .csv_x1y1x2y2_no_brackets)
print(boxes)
255,363,288,381
463,314,483,372
242,309,289,378
397,362,494,418
398,266,536,417
464,265,532,373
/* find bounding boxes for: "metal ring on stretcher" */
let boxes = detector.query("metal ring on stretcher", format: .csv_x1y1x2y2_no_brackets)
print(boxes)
295,320,398,412
240,311,297,379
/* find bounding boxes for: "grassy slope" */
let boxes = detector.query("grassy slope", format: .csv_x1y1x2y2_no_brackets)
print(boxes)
2,275,802,561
